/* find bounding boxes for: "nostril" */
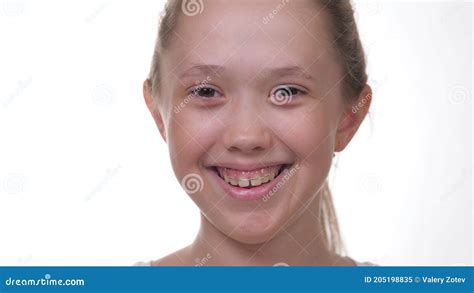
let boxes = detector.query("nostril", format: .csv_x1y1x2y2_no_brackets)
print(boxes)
222,128,272,153
252,146,265,152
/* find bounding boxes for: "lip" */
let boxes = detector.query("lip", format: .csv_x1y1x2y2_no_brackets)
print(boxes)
207,163,293,201
210,163,285,172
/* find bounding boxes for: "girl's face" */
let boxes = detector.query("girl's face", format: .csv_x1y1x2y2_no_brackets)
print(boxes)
145,0,368,244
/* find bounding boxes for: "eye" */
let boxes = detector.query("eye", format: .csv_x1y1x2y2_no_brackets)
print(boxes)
190,86,223,99
270,86,307,105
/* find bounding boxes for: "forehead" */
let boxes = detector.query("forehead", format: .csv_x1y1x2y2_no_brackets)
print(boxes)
162,0,339,80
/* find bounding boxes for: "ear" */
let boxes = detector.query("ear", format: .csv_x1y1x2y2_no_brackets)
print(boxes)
334,85,372,152
143,80,167,143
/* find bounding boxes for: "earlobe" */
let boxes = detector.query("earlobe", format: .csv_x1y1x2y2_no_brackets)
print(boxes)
334,85,372,152
143,80,167,143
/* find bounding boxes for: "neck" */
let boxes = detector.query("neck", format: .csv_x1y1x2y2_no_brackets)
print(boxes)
189,193,343,266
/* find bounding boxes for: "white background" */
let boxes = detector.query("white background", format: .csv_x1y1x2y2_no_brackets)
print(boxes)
0,0,472,266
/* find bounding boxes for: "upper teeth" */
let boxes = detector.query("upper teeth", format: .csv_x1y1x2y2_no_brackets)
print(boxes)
224,173,276,187
216,167,281,188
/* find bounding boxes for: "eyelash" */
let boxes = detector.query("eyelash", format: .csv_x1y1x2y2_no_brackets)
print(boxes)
270,86,307,99
188,86,223,99
187,85,308,101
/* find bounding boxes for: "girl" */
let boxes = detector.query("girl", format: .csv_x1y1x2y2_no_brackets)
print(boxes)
139,0,373,266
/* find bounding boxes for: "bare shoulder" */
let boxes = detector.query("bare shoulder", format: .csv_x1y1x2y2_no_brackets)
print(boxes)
150,246,193,266
332,255,358,266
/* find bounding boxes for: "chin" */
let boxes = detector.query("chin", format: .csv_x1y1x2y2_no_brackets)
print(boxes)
221,213,284,245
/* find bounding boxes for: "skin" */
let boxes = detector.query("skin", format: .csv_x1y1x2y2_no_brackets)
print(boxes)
143,0,371,266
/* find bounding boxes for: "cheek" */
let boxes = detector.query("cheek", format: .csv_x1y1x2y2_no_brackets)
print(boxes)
266,106,336,200
166,109,220,177
269,106,336,159
165,110,224,213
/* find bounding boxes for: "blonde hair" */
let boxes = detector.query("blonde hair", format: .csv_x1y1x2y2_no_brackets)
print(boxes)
145,0,368,255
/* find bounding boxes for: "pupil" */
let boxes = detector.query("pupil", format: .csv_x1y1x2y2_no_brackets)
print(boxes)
197,88,214,97
276,88,293,97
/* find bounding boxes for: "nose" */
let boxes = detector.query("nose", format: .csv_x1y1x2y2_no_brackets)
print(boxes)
222,103,272,154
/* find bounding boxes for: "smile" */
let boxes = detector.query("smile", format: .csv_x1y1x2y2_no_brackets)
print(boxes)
207,163,295,201
215,165,284,188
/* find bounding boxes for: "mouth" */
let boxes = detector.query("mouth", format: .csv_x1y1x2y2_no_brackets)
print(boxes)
212,164,289,188
207,163,295,201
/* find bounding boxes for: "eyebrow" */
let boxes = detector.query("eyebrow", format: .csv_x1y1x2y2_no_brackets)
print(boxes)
263,66,314,81
178,64,314,81
178,64,225,79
